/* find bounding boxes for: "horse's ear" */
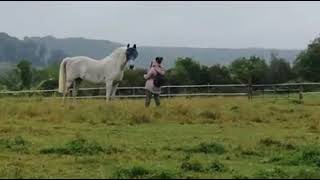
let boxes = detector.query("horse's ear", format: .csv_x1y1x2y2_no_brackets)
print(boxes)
127,44,130,48
133,44,136,49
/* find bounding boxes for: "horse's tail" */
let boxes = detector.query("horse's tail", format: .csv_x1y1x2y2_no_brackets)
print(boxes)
58,58,69,93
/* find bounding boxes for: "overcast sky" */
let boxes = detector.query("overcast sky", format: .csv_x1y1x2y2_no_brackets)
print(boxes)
0,1,319,49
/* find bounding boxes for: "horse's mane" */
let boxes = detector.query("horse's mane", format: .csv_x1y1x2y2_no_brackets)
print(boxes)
106,47,126,61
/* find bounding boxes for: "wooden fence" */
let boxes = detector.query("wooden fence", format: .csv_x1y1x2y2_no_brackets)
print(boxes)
1,83,320,101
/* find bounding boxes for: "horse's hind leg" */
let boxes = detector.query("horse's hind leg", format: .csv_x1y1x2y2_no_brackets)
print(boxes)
72,80,77,104
63,80,73,106
63,91,67,105
72,78,82,104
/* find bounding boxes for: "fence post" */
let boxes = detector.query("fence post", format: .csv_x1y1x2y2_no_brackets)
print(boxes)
247,84,249,100
299,85,303,103
168,86,171,98
247,83,252,100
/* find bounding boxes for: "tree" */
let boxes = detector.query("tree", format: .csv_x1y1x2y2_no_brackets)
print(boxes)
208,64,233,84
199,65,210,84
229,56,269,84
17,60,32,89
293,36,320,82
0,69,21,90
174,57,202,85
165,69,183,85
36,79,58,90
32,63,60,88
121,68,146,87
268,53,292,83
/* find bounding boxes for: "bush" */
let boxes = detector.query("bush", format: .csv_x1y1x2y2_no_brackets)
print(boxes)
232,174,249,179
206,160,227,172
113,166,177,179
300,146,320,167
283,145,320,167
40,138,104,155
258,137,295,150
240,149,262,157
0,136,30,153
113,166,150,179
254,167,289,179
180,161,204,172
291,169,320,179
189,142,226,154
130,114,151,125
199,110,220,120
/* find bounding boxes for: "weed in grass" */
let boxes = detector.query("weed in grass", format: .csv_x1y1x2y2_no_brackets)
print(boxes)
40,138,104,155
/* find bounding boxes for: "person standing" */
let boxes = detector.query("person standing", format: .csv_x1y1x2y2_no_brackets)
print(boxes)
143,57,165,107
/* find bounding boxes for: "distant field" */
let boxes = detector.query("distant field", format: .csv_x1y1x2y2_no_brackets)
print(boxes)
0,96,319,178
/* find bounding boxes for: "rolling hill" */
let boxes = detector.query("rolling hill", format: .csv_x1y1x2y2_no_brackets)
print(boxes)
0,32,302,68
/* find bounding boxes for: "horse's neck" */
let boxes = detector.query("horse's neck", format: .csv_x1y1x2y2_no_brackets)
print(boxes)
101,48,126,70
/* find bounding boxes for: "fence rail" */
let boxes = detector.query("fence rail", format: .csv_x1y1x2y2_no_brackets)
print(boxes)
1,83,320,100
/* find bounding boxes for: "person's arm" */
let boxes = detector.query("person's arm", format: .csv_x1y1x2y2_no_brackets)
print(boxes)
155,67,165,75
144,68,155,79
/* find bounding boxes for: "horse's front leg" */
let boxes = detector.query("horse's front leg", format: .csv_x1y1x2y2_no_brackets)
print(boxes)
72,80,77,104
111,82,119,99
106,80,113,103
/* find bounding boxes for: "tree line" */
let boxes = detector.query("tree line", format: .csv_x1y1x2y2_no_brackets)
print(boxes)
0,36,319,91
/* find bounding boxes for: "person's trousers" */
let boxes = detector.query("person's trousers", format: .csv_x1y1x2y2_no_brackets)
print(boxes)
145,90,160,107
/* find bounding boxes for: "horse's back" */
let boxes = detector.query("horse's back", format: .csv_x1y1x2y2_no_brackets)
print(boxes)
66,56,102,69
68,56,100,63
64,56,106,82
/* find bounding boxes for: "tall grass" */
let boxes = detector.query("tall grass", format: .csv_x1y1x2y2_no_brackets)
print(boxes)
0,95,319,178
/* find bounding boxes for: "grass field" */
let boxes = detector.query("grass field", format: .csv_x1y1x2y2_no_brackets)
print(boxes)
0,95,320,178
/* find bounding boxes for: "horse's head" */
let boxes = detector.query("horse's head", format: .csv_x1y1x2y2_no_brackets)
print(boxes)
126,44,138,70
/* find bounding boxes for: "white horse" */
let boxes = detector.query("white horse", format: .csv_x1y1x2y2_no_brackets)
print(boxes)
58,44,138,102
